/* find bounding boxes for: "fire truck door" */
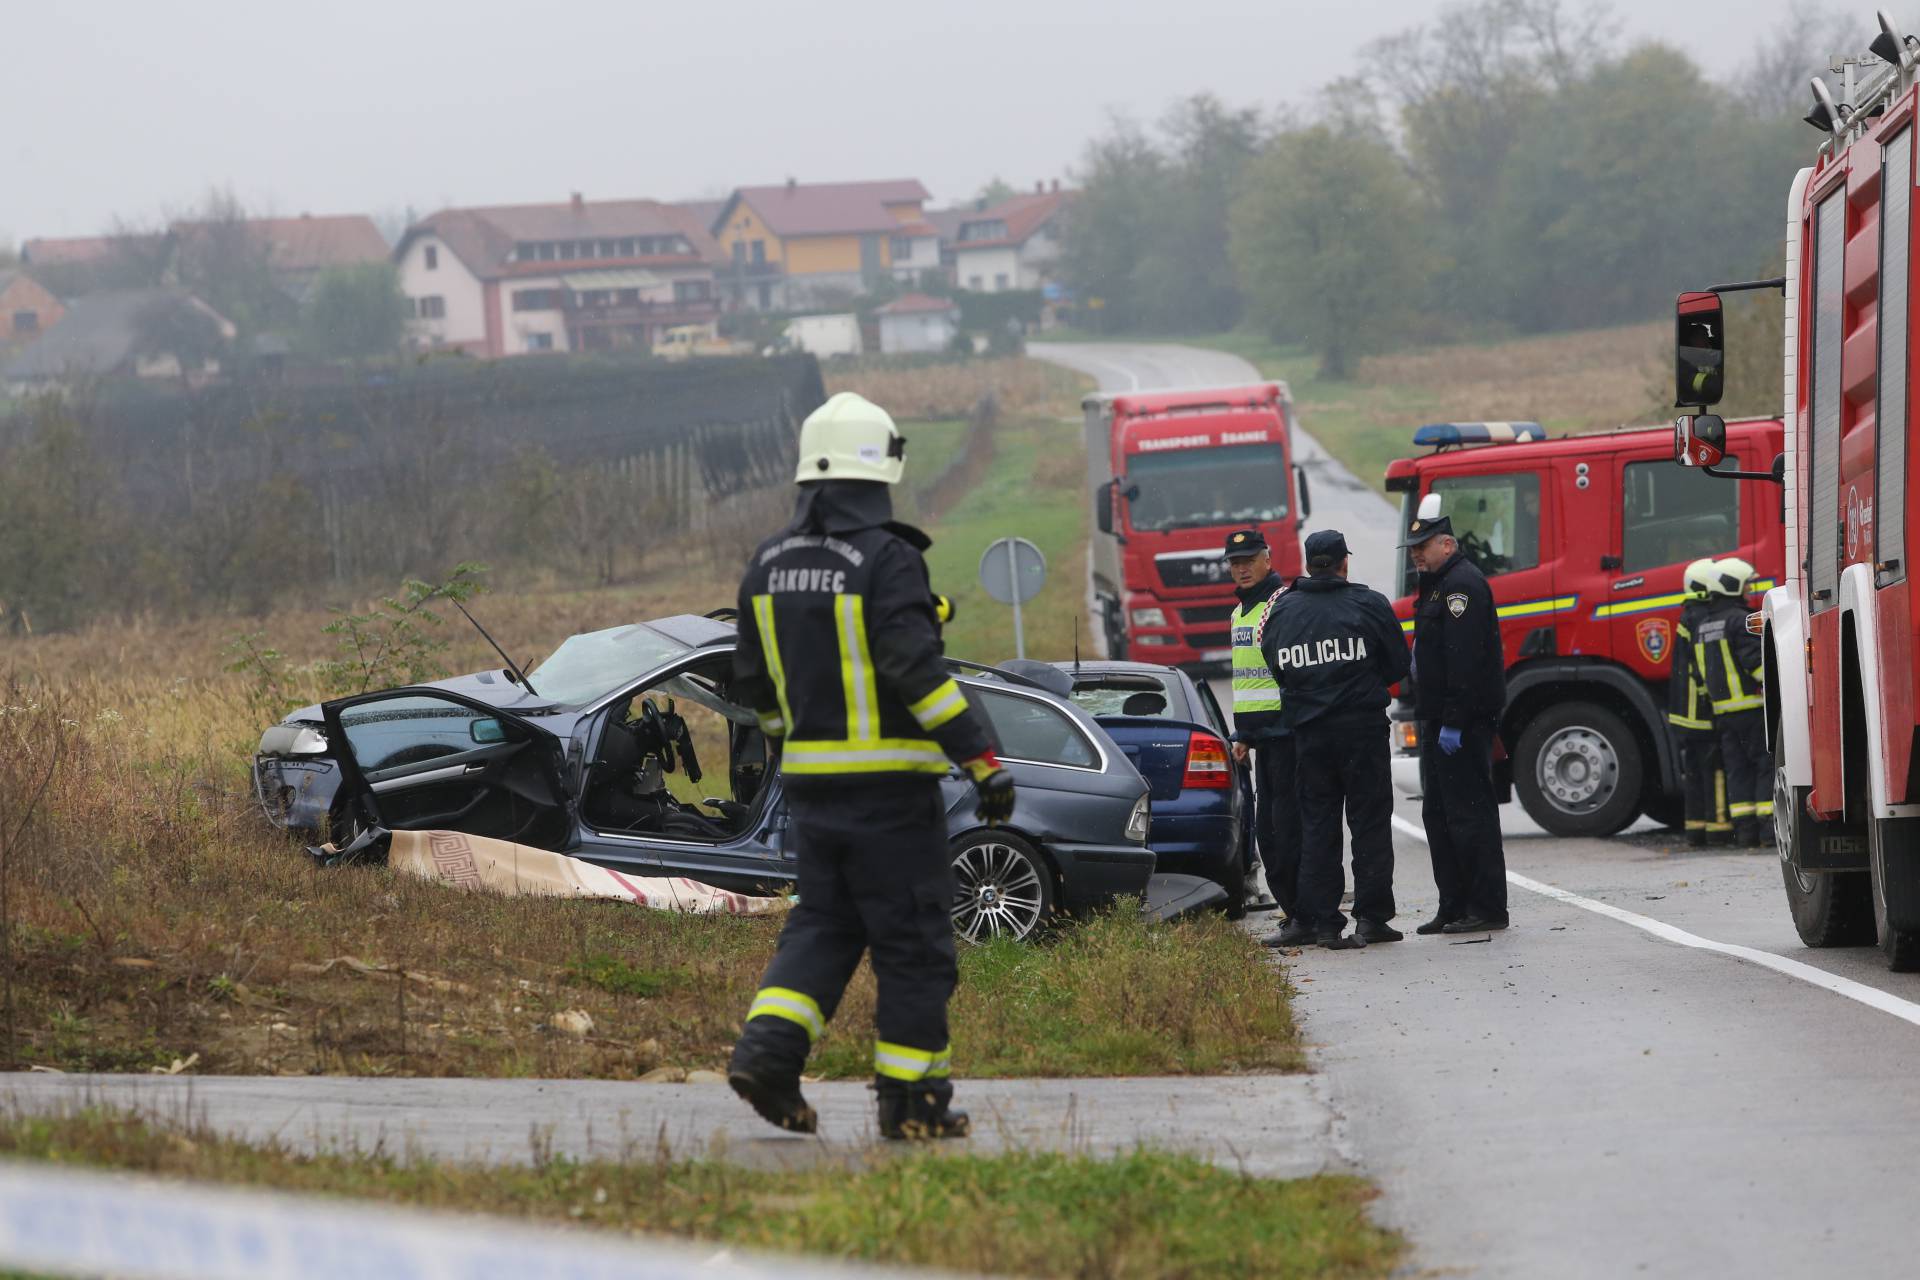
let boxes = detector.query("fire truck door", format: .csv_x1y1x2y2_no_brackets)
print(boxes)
1423,466,1559,663
1601,448,1748,681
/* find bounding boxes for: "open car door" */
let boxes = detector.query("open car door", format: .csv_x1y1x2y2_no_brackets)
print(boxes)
322,688,571,851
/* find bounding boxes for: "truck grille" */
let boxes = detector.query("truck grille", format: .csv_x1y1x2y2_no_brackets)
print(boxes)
1186,631,1230,649
1155,554,1232,590
1180,605,1234,625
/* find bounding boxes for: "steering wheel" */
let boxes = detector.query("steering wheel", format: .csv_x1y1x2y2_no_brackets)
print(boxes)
638,697,675,772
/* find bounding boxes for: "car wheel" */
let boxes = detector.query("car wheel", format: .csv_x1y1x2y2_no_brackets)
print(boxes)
1513,702,1643,838
951,830,1056,943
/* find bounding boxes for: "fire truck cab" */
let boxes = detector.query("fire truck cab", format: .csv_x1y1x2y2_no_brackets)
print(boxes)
1672,10,1920,970
1388,419,1785,837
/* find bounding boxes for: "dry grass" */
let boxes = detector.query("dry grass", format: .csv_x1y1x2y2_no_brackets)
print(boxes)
826,356,1089,421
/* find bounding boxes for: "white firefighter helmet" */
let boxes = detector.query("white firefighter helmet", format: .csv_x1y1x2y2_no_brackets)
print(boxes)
1683,557,1718,600
794,392,906,485
1711,556,1756,598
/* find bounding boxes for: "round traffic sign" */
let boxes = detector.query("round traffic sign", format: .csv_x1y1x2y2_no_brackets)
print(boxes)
979,537,1046,605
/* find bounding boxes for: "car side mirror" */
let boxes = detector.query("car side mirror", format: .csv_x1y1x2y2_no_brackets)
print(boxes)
471,717,507,744
1675,290,1726,408
1673,414,1727,469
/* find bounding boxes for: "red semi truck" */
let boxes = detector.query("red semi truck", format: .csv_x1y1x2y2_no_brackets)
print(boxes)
1084,383,1310,665
1672,10,1920,970
1386,419,1786,837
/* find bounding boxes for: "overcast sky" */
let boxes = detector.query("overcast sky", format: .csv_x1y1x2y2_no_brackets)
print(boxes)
4,0,1848,242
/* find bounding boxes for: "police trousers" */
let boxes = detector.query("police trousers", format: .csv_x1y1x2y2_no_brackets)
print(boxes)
1292,722,1396,932
1420,721,1507,923
742,780,958,1086
1251,735,1301,917
1675,732,1729,836
1717,709,1773,833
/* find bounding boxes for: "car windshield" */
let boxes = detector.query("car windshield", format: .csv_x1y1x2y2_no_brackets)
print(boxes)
1068,676,1191,721
1126,444,1289,532
525,624,691,706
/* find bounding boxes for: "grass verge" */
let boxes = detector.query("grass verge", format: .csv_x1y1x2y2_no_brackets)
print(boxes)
0,1108,1403,1279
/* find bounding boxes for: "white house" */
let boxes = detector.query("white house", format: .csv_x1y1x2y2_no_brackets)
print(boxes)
391,195,724,357
785,313,863,358
947,186,1073,294
876,294,960,355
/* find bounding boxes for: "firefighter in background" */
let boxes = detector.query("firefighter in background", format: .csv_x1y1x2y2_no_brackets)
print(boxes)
727,392,1015,1140
1223,528,1295,923
1696,557,1772,846
1669,558,1732,847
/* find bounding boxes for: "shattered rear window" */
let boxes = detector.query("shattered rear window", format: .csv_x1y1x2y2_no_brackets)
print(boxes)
525,624,690,706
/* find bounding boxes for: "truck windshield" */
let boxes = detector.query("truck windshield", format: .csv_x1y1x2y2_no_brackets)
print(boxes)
1125,444,1289,532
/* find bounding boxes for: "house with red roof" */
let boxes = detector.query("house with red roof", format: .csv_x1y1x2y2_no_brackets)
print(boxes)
390,194,725,357
946,184,1074,294
171,213,389,305
0,270,65,347
710,180,941,310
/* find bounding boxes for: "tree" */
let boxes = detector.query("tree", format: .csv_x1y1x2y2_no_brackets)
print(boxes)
975,177,1018,205
1230,126,1431,378
302,262,407,362
132,295,227,388
172,189,288,343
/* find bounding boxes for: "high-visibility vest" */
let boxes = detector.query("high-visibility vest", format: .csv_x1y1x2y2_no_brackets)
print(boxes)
1230,593,1285,733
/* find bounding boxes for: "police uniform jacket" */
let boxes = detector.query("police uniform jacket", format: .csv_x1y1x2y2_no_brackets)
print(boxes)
1411,549,1506,728
1667,599,1716,738
1696,596,1764,715
1260,574,1410,733
735,481,992,788
1229,571,1287,743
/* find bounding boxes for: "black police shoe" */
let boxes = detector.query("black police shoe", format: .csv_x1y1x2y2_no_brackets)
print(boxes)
727,1066,818,1134
1414,914,1455,935
1319,929,1366,950
1261,920,1317,949
1355,918,1403,943
1440,915,1509,934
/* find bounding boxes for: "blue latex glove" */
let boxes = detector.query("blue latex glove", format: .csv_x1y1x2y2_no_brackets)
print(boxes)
1438,726,1464,755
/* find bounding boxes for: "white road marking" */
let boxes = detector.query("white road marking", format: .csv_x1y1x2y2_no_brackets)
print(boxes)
1387,814,1920,1030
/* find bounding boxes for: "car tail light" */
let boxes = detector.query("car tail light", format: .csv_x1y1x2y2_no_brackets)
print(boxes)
1397,721,1420,752
1126,794,1151,843
1183,731,1232,789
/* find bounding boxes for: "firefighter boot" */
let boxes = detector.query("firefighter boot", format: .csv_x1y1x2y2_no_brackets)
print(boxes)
727,1018,817,1134
876,1076,970,1140
1733,820,1762,849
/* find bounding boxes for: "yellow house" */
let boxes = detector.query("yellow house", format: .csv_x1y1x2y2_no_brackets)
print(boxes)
711,179,941,310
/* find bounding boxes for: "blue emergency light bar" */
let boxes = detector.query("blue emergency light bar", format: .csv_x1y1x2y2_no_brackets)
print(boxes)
1413,421,1546,447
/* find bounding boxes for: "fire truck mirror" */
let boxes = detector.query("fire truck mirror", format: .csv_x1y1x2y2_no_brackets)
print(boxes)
1294,464,1313,518
1675,290,1725,408
1673,414,1727,469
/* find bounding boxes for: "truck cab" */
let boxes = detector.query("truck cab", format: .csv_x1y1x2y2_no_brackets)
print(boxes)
1085,383,1308,668
1386,418,1784,837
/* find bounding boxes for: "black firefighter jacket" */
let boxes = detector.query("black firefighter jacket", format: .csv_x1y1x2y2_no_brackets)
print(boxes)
1411,549,1507,729
1667,599,1716,737
1261,574,1410,734
734,480,992,789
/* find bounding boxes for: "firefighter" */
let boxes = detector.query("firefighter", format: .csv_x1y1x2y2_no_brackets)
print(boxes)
1260,529,1409,949
1697,557,1772,846
727,391,1015,1140
1669,558,1731,847
1405,511,1510,933
1223,529,1297,923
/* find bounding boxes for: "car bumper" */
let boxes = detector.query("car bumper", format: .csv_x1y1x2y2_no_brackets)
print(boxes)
1047,840,1158,910
1146,810,1238,884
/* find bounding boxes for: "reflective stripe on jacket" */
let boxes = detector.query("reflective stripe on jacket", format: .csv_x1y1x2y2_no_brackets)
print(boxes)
1230,572,1286,739
1696,598,1764,716
1667,602,1715,735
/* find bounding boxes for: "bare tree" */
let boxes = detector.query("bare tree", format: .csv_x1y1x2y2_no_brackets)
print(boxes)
1733,4,1868,117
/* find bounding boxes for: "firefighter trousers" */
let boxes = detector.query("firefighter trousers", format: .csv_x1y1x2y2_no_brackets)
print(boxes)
1676,733,1730,837
1292,722,1396,933
1420,721,1508,923
735,779,958,1096
1717,709,1773,836
1251,735,1301,918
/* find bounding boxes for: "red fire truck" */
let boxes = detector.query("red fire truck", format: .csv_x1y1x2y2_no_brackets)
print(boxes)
1673,11,1920,970
1387,419,1785,837
1084,383,1309,665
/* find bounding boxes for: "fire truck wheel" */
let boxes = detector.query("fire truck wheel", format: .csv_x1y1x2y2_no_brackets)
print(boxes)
1512,702,1642,838
1869,815,1920,971
1777,765,1876,947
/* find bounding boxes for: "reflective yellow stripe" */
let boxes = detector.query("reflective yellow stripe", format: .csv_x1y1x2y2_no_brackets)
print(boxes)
752,594,795,736
874,1040,949,1082
1729,801,1757,818
908,678,969,731
756,710,786,737
783,737,950,775
836,594,879,741
747,986,825,1042
1710,639,1762,713
1755,800,1774,818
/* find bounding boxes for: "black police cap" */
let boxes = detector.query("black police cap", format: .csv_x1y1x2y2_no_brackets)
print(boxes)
1400,514,1453,547
1304,529,1350,571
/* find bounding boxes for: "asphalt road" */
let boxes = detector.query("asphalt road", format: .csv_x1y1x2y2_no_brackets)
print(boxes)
1037,340,1920,1276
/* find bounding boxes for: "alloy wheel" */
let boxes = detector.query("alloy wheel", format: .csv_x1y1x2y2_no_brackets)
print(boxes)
951,840,1047,942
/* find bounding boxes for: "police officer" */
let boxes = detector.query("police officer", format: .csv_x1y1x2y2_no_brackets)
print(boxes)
1224,529,1297,921
727,392,1016,1140
1261,530,1409,949
1405,510,1509,933
1696,557,1771,846
1669,558,1730,847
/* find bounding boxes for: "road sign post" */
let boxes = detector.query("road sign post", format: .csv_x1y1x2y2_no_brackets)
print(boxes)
978,536,1046,659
